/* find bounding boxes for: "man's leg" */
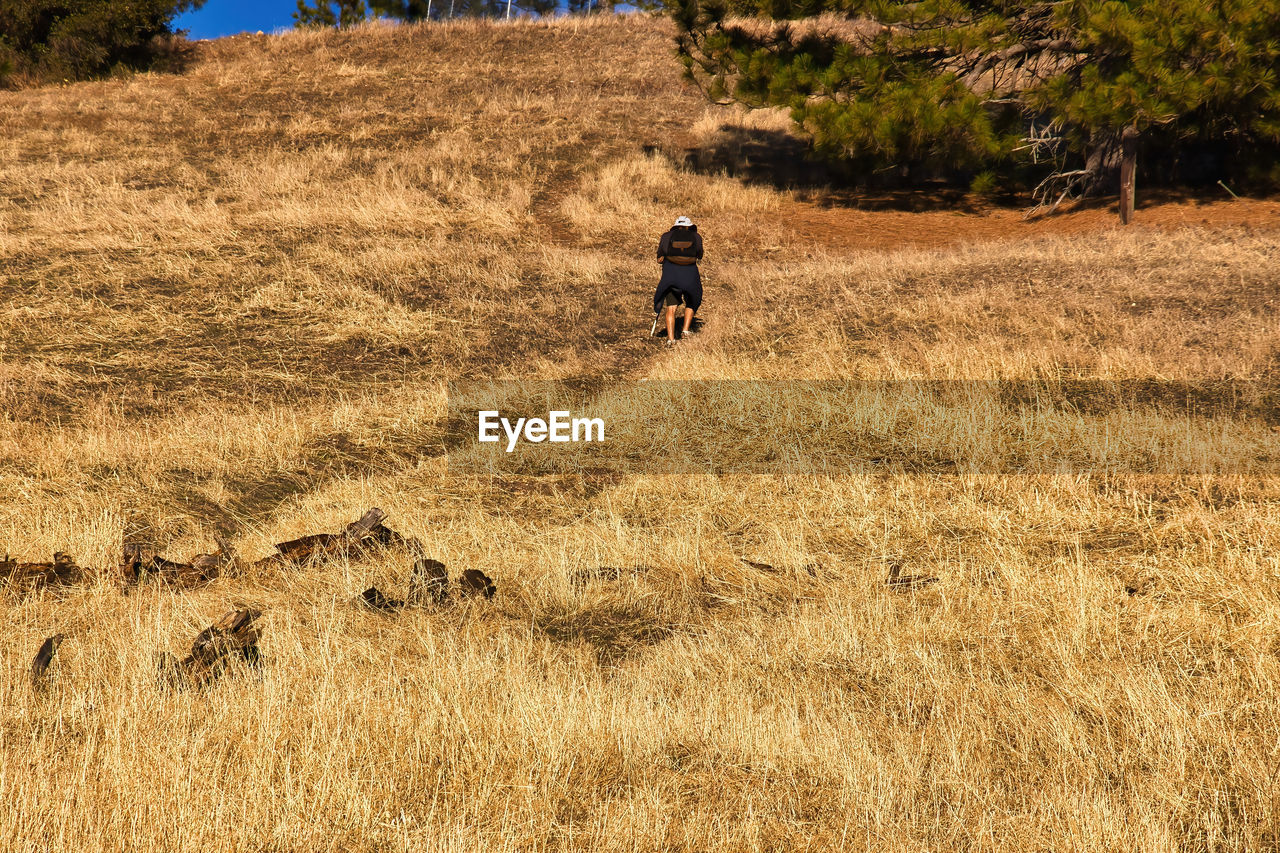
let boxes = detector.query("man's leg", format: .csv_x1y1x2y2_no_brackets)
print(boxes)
665,304,677,341
682,308,696,336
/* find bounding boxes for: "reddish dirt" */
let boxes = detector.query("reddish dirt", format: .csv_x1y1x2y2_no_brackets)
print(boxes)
781,195,1280,253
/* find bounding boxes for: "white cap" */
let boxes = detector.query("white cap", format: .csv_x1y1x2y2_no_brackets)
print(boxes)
674,216,692,227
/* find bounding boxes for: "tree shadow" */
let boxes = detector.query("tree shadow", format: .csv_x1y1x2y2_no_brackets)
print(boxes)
667,125,997,212
669,124,1259,216
146,34,202,76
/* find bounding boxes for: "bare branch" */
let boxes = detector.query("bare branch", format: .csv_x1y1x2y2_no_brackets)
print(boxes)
1024,168,1093,219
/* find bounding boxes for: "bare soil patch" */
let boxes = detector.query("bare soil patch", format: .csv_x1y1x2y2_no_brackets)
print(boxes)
781,194,1280,253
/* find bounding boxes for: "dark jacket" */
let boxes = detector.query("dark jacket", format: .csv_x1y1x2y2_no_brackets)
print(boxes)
653,226,704,313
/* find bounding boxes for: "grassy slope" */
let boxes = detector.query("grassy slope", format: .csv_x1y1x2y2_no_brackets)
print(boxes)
3,13,1280,853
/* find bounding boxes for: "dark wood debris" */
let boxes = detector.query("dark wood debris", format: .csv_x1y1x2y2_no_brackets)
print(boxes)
357,585,404,612
121,535,236,588
354,558,497,612
459,568,496,599
158,608,262,691
886,561,939,590
31,633,67,685
191,536,238,578
407,558,449,605
256,508,421,570
8,509,417,598
0,551,83,593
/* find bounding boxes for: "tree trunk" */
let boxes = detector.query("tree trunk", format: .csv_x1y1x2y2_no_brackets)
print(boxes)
1085,131,1122,180
1119,126,1138,225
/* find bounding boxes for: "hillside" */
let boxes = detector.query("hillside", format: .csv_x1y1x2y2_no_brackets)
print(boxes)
3,13,1280,853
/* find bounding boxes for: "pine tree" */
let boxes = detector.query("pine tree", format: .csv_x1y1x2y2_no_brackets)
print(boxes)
0,0,205,87
368,0,433,21
293,0,369,28
675,0,1280,198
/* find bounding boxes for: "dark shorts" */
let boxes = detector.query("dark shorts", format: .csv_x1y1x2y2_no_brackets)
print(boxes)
662,290,688,308
654,262,702,313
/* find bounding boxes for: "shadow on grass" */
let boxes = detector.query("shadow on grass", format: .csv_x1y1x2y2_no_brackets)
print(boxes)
534,600,678,668
671,124,1252,215
667,126,989,212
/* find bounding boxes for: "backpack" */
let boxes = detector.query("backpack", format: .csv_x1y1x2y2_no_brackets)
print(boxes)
664,228,699,265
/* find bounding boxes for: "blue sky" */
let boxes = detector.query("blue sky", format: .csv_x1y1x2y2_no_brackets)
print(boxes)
175,1,635,39
175,0,302,39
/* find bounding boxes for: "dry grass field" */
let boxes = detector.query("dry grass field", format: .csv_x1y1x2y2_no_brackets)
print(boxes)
4,12,1280,852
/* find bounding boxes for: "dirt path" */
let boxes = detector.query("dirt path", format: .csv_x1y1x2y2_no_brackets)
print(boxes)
572,193,1279,381
780,195,1280,253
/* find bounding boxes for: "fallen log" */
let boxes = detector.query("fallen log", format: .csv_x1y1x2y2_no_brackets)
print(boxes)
366,523,422,554
0,552,83,593
190,535,238,578
259,508,417,570
121,535,236,588
158,608,262,690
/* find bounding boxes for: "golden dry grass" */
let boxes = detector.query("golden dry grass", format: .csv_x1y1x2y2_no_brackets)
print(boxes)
4,12,1280,853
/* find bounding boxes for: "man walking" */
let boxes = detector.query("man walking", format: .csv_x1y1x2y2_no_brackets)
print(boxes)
652,216,703,345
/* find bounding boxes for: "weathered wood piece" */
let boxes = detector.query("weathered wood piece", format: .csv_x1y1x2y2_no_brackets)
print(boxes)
31,633,67,684
190,535,237,578
344,508,387,539
0,552,83,592
366,523,422,553
120,543,147,585
886,561,938,590
408,558,449,605
459,568,496,599
191,608,261,664
265,508,412,569
1119,126,1138,225
271,533,338,565
357,586,404,611
121,535,232,588
159,608,263,690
